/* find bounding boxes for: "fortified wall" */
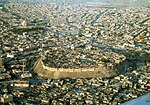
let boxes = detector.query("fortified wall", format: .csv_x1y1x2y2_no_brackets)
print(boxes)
33,50,150,79
33,58,116,79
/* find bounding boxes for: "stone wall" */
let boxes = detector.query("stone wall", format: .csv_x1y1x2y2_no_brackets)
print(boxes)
33,58,113,79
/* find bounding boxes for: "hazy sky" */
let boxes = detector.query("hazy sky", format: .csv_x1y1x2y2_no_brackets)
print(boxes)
8,0,150,6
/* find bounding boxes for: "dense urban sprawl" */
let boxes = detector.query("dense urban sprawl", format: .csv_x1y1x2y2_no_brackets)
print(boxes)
0,0,150,104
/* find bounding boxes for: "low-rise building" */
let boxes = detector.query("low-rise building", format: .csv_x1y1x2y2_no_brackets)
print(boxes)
11,82,29,88
0,94,13,103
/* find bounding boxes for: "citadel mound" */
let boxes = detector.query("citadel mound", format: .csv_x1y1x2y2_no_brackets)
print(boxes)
33,48,126,79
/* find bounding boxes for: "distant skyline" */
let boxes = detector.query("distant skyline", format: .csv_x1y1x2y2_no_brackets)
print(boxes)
3,0,150,6
8,0,150,2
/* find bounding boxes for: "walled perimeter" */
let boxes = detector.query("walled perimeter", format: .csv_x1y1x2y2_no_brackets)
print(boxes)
33,58,115,79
